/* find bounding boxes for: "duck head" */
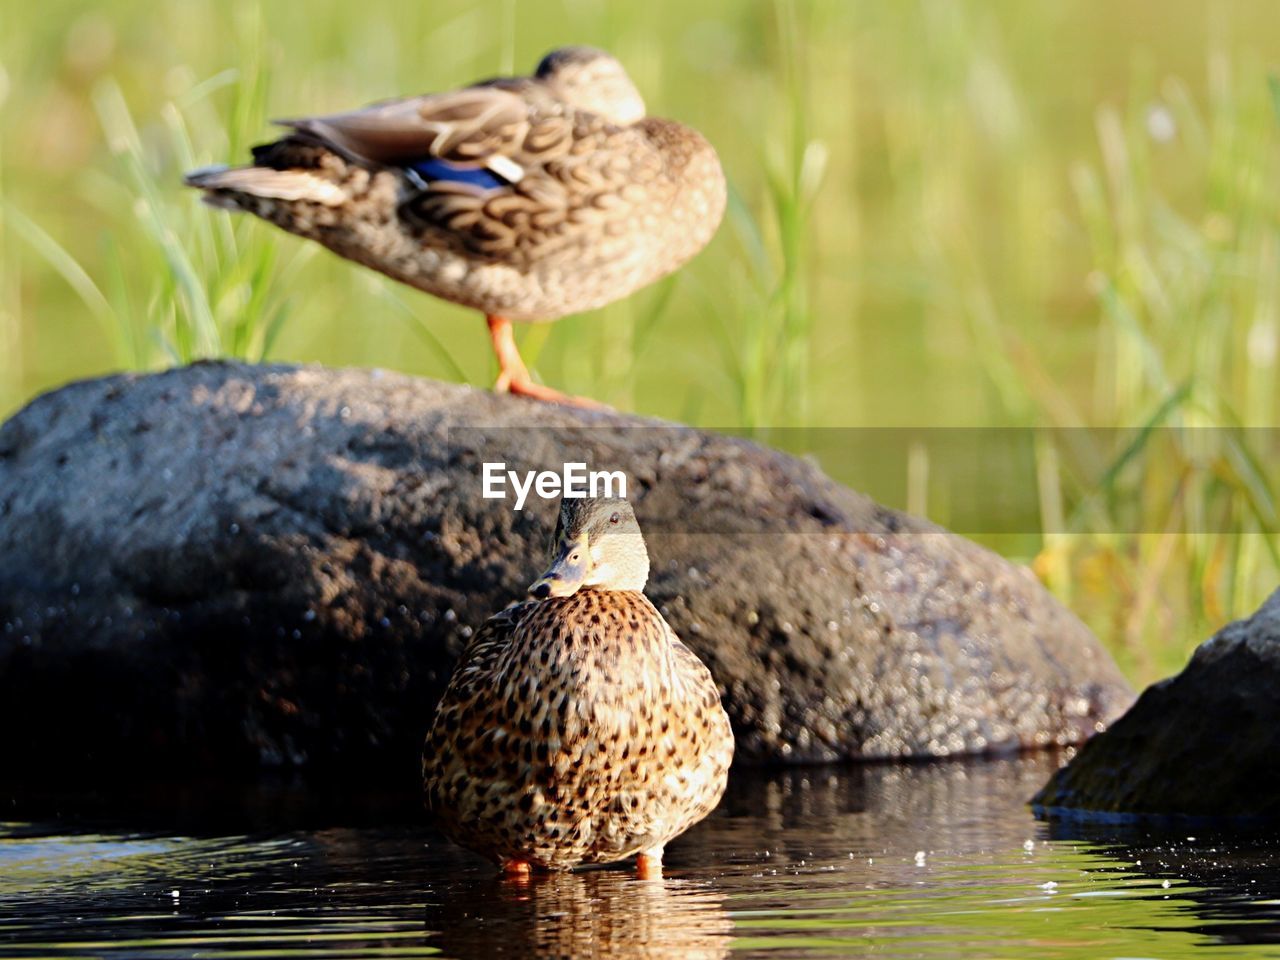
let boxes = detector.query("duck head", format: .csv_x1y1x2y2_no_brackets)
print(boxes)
536,46,646,125
529,495,650,598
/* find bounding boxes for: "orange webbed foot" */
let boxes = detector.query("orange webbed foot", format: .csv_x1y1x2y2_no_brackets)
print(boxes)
635,850,664,880
486,314,605,410
500,859,533,882
496,372,606,409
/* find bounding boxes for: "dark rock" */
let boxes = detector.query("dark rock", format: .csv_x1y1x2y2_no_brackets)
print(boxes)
1034,589,1280,820
0,362,1132,780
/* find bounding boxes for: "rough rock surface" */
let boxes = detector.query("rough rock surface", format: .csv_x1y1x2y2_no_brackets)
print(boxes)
0,363,1132,779
1035,589,1280,820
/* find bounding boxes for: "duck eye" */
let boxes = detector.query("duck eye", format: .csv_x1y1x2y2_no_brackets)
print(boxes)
609,512,621,525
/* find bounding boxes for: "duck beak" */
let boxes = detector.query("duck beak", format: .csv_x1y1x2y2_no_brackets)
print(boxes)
529,534,590,599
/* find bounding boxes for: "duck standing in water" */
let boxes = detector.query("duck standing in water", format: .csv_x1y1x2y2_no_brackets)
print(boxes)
186,47,726,407
422,496,734,877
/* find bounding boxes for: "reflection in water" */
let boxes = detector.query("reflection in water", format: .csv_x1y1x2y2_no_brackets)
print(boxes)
2,753,1280,958
424,871,731,959
1045,820,1280,948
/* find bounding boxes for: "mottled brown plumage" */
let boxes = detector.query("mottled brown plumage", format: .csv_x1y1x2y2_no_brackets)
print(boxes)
184,47,725,406
422,497,733,873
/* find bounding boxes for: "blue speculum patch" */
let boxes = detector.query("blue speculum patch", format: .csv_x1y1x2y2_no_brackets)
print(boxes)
406,157,507,190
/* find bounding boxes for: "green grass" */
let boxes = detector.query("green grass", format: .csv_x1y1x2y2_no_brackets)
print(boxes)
1,0,1278,685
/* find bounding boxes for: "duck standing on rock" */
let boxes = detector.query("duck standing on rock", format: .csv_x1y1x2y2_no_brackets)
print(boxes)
186,47,726,407
422,495,734,877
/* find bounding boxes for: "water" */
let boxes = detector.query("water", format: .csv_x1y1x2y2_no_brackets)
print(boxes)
2,754,1278,958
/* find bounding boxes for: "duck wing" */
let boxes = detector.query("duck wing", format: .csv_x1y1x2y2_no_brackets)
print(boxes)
277,84,538,169
280,84,658,267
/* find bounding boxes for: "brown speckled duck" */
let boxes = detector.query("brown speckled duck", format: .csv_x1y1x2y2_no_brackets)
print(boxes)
422,495,733,877
185,47,726,407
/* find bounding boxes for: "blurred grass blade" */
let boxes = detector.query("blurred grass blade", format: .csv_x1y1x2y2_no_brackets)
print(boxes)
378,287,469,383
3,202,114,328
1098,382,1192,494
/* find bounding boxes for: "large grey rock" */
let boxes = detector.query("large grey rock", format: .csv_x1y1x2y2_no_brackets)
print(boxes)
1035,589,1280,820
0,362,1132,779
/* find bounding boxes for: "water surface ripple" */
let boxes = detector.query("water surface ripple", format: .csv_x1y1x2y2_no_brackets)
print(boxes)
3,755,1278,958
